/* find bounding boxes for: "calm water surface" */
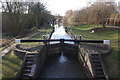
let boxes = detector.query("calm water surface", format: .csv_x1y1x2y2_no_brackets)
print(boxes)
39,54,86,78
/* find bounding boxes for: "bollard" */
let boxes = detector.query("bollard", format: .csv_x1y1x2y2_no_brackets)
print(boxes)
90,30,94,34
80,35,82,40
43,35,45,40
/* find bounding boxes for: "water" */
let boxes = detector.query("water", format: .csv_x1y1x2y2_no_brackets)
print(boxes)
51,25,73,63
59,51,67,63
38,25,87,78
39,54,87,78
50,25,74,44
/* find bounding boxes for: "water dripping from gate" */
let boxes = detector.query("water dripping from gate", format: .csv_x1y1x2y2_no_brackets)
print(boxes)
59,50,67,63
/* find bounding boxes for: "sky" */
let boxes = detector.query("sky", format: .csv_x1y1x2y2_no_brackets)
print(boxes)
0,0,120,15
44,0,89,16
44,0,120,16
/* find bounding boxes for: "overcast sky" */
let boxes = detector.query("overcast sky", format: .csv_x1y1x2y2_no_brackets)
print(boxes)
44,0,120,16
0,0,89,15
0,0,119,15
44,0,89,16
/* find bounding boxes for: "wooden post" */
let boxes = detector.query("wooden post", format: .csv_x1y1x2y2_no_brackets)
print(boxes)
60,39,64,52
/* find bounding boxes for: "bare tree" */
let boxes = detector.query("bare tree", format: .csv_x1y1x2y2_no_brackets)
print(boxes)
62,1,118,26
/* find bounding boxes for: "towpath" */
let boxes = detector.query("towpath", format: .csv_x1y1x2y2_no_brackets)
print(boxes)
0,29,45,57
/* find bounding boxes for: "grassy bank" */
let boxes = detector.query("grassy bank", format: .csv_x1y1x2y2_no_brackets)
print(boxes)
2,51,22,78
31,27,52,39
30,31,48,40
70,24,119,78
2,26,53,78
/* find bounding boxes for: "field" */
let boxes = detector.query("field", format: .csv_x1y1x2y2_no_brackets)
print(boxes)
70,24,119,78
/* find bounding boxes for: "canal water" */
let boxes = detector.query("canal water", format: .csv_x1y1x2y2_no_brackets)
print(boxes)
39,54,86,78
50,26,74,44
39,25,87,78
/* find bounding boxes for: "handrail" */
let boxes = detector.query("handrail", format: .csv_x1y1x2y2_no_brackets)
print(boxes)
15,39,110,44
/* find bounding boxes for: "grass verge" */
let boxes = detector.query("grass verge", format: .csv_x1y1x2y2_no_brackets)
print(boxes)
70,24,119,78
2,51,22,78
31,27,52,39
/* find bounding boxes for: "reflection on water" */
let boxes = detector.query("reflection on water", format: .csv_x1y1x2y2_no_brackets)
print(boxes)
50,26,74,44
39,54,87,78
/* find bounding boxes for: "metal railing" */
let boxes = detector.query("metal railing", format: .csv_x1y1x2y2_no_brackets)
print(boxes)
15,39,110,45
